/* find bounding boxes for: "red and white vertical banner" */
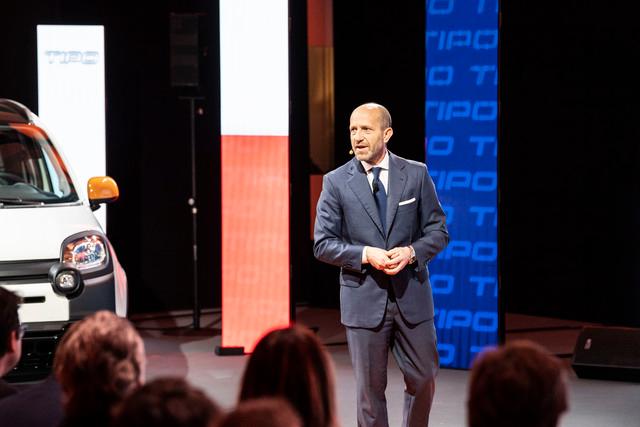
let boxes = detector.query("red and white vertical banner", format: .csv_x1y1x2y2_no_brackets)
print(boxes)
219,0,290,352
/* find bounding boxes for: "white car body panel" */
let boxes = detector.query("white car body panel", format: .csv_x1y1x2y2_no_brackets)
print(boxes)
0,203,99,261
0,203,128,321
3,282,69,323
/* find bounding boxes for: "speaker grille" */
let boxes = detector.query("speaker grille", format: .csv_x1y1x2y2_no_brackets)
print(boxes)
170,14,199,87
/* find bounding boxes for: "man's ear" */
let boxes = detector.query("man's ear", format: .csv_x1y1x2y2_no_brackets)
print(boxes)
7,330,19,353
383,127,393,143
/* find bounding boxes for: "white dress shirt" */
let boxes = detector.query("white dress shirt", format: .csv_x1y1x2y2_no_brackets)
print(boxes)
361,150,389,194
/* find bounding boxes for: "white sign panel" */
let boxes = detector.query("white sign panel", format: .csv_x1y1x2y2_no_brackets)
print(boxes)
37,25,107,229
220,0,289,136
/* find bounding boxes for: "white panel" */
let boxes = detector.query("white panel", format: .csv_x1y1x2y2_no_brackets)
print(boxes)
37,25,107,229
220,0,289,136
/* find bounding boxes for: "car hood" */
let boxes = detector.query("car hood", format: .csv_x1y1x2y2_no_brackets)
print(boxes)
0,203,102,261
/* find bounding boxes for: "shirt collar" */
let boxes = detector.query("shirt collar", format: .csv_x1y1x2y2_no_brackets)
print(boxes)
361,149,389,173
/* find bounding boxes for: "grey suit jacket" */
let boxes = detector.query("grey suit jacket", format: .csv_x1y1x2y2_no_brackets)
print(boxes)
313,152,449,328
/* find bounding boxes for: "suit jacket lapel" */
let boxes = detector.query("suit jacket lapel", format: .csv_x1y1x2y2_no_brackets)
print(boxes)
386,152,407,236
346,158,385,236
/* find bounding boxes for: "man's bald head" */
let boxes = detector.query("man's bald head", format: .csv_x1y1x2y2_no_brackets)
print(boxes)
351,103,392,130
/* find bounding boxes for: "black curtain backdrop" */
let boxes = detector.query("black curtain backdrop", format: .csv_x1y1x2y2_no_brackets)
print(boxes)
500,1,640,326
333,1,426,166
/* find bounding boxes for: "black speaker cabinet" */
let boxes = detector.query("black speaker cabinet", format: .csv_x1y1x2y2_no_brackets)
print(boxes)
571,326,640,382
170,14,200,88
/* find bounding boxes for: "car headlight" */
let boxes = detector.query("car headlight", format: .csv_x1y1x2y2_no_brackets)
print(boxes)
62,235,107,270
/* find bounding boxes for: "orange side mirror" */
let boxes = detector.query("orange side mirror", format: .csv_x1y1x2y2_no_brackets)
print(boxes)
88,176,119,209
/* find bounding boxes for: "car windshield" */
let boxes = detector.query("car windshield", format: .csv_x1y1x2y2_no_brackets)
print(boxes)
0,124,78,204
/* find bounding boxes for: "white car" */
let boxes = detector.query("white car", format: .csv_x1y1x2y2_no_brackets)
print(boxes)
0,99,127,379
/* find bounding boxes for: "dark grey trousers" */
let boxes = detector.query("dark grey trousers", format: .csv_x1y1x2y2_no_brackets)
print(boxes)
345,298,439,427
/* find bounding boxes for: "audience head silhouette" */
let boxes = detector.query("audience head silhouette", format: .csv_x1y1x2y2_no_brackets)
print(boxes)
467,340,568,427
239,325,337,427
0,287,22,379
54,310,145,427
217,397,302,427
112,376,221,427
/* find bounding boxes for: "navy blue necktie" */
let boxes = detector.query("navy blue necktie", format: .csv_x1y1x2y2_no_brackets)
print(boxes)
372,167,387,231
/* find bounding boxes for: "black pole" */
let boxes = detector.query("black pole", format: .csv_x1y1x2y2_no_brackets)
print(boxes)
190,97,199,329
181,95,203,329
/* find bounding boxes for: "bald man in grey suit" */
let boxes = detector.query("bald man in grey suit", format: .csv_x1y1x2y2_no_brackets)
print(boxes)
314,103,448,427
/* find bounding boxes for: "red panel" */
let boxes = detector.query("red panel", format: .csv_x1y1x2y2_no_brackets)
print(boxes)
221,135,290,352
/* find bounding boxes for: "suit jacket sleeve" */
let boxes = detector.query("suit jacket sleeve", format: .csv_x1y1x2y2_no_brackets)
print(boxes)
411,164,449,271
313,173,365,272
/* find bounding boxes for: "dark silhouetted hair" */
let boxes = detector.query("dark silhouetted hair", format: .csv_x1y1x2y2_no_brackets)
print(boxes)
239,325,337,427
111,376,221,427
54,310,145,426
217,397,302,427
467,340,568,427
0,287,20,357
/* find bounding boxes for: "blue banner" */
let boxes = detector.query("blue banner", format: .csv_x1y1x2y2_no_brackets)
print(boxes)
426,0,499,368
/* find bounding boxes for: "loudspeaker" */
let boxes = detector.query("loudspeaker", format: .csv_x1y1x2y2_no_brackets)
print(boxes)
170,14,200,87
571,326,640,382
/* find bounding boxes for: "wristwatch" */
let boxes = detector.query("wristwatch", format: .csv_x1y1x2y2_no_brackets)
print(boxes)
408,246,416,264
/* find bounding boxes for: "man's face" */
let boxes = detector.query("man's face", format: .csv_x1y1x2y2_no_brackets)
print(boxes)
349,107,392,165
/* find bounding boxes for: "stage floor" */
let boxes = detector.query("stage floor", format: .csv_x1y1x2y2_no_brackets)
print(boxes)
134,307,640,427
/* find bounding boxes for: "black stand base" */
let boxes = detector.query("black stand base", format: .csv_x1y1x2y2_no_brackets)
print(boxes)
215,346,245,356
